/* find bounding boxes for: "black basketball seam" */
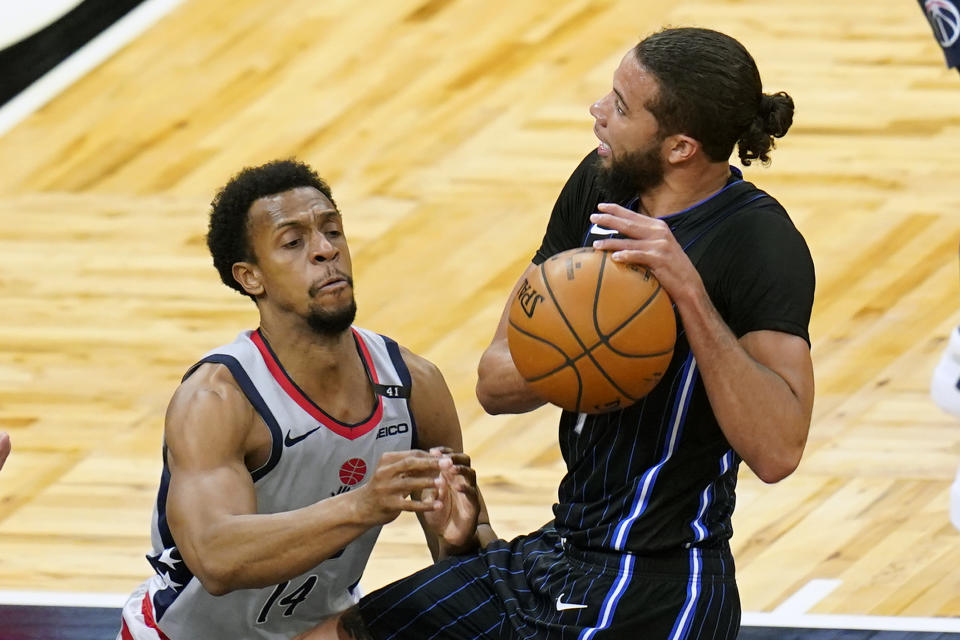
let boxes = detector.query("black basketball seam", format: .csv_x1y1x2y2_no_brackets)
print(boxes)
594,255,670,358
508,318,584,410
528,343,674,381
540,253,637,409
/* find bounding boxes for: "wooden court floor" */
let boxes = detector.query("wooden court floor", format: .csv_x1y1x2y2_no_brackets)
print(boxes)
0,0,959,627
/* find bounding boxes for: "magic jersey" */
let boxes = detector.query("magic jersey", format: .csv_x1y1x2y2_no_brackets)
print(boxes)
118,327,417,640
536,151,815,557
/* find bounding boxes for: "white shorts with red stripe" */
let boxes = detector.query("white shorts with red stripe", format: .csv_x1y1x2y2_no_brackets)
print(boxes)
117,581,170,640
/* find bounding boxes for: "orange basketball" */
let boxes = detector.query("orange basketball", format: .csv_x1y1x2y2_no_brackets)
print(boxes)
507,247,676,414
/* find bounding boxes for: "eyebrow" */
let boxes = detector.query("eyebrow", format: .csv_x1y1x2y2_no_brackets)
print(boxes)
272,208,339,230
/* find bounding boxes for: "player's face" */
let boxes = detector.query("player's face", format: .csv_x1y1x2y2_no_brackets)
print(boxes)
589,53,663,170
245,187,356,334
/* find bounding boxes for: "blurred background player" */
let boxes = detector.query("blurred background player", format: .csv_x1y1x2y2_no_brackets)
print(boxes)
919,0,960,533
117,159,493,639
918,0,960,75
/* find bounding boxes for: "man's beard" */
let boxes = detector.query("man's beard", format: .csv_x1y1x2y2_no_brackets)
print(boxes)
306,275,357,336
595,141,665,204
306,298,357,336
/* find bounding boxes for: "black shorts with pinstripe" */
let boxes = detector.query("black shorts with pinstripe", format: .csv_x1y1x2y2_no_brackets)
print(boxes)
356,523,740,640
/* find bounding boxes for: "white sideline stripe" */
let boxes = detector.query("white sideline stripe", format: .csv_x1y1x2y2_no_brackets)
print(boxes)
0,590,128,608
772,578,842,615
742,611,960,632
2,591,960,633
0,0,185,138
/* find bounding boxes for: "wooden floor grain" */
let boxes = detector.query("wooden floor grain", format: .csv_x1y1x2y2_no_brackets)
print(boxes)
0,0,959,619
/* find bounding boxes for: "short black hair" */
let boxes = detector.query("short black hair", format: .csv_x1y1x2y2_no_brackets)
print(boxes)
207,159,336,297
633,27,794,165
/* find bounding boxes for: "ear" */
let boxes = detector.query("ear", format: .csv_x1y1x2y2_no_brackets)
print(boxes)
663,134,700,165
232,261,265,297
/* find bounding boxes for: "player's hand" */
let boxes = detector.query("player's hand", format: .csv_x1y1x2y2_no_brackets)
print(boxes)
353,450,444,526
0,432,10,472
420,447,480,550
589,203,704,306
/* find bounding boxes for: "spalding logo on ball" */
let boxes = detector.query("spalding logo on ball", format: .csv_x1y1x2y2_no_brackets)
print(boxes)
507,247,676,413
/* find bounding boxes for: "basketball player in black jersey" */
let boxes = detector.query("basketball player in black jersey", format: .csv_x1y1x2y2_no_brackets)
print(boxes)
312,27,815,640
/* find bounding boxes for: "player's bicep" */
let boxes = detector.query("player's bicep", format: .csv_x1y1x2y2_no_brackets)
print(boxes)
163,372,257,559
715,213,815,341
740,330,814,418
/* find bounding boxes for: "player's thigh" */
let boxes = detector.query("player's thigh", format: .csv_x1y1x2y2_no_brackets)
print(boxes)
606,570,740,640
356,551,508,640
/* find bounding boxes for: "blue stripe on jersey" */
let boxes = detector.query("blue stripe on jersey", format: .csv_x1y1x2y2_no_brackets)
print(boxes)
659,169,744,223
688,450,735,544
666,548,702,640
382,336,419,450
155,449,174,549
197,354,284,482
611,353,698,550
577,552,635,640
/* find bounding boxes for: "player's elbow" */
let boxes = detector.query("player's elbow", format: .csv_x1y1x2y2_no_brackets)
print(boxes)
475,378,506,415
750,446,803,484
191,554,242,596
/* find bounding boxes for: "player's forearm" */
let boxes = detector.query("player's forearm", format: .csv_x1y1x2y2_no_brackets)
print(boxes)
185,492,376,595
476,340,546,414
675,287,810,483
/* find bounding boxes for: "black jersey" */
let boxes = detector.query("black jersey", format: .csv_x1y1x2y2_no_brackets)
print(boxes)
535,150,815,555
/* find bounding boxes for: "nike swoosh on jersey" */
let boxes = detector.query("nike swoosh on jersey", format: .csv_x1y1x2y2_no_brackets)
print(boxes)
588,223,618,236
284,425,322,447
555,593,588,611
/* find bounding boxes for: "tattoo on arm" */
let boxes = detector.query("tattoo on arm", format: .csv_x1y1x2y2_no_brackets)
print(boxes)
339,608,375,640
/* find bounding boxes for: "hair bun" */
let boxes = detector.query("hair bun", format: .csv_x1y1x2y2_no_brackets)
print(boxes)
759,91,794,138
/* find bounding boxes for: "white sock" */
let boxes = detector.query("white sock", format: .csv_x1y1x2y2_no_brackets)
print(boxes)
931,326,960,418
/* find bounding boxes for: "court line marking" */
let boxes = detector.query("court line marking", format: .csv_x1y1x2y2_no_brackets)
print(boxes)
772,578,842,615
0,590,129,608
741,612,960,632
2,589,960,632
0,0,184,138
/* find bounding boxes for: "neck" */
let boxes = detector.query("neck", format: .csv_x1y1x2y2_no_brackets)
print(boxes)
256,307,368,410
639,161,731,218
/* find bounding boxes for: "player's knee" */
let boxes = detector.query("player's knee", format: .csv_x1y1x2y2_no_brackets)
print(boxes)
336,607,375,640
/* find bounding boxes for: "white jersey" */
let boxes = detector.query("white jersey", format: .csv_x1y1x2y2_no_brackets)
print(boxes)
118,327,417,640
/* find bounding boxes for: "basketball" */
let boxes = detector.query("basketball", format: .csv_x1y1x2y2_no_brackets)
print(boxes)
507,247,676,413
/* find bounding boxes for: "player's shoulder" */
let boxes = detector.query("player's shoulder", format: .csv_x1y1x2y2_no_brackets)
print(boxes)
393,343,448,389
166,362,254,434
719,183,803,240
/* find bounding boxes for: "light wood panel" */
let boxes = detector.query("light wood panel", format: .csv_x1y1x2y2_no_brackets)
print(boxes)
1,0,959,620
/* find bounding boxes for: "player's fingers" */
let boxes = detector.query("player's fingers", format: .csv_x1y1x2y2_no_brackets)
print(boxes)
394,475,441,495
378,452,442,477
596,202,641,218
398,495,443,513
443,452,471,467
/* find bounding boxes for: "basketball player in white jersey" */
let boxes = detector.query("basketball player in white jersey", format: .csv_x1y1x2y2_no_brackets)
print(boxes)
117,159,495,639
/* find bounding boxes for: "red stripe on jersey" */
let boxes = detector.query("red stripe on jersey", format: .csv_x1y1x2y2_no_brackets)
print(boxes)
141,591,172,640
250,329,383,440
120,619,134,640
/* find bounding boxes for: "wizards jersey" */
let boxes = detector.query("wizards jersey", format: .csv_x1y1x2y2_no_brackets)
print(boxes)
118,327,417,639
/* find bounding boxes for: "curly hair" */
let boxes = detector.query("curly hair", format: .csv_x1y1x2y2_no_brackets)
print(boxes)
633,27,794,166
207,159,336,297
